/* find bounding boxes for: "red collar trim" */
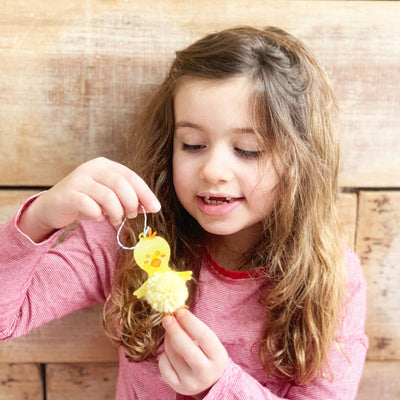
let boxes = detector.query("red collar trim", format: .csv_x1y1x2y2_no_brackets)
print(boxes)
206,253,267,280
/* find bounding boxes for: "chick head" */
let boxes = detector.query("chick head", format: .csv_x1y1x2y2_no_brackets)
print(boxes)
133,229,171,275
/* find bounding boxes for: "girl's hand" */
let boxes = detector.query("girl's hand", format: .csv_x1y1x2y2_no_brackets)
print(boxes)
18,157,161,242
159,308,228,398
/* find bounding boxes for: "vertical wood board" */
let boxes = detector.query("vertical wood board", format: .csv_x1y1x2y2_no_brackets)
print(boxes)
356,191,400,361
338,192,357,249
0,363,43,400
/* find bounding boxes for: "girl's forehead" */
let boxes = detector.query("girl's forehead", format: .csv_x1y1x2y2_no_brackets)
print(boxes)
174,76,253,114
173,76,261,138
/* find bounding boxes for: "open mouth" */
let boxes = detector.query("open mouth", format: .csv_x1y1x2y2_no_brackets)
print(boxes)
202,196,235,205
197,194,243,216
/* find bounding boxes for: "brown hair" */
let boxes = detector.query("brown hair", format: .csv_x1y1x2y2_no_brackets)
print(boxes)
103,26,346,385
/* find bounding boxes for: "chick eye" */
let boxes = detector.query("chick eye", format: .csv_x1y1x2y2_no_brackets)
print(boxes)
235,148,263,159
145,254,150,259
155,250,160,255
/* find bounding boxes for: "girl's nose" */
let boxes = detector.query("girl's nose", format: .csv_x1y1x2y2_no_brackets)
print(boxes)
200,148,234,184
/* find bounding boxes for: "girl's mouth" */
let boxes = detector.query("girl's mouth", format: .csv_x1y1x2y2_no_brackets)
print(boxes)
203,196,234,205
197,195,243,216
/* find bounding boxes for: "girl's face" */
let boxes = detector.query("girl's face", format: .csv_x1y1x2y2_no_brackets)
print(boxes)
172,77,279,248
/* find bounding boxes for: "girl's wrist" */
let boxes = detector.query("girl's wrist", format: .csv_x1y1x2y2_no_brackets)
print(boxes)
17,197,57,243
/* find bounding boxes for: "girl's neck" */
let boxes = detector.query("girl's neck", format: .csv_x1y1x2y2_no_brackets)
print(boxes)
206,226,261,271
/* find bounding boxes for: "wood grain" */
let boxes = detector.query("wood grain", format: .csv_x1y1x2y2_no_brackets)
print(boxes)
0,190,357,363
46,362,118,400
0,304,118,363
0,0,399,187
356,361,400,400
338,192,357,249
356,191,400,361
0,190,118,363
0,363,42,400
0,190,39,225
46,361,400,400
1,0,399,390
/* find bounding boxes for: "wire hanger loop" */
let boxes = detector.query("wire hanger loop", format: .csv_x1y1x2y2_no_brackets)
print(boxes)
116,204,149,250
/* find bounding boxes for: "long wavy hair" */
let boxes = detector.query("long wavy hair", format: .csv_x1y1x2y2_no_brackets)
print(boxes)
103,26,346,385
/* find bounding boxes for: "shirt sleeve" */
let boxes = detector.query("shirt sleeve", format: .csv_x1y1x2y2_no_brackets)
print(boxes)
204,249,368,400
0,195,119,341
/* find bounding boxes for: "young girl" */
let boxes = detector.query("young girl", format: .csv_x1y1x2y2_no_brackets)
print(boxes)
0,26,367,399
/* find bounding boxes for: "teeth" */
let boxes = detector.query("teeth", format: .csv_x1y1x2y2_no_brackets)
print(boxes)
203,196,234,205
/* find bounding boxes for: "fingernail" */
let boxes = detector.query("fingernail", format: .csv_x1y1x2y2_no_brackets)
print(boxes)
150,200,161,213
128,211,138,219
175,308,186,319
162,315,173,328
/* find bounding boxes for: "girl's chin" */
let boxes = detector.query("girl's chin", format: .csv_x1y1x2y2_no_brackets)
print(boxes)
198,224,237,237
198,220,253,237
198,218,265,242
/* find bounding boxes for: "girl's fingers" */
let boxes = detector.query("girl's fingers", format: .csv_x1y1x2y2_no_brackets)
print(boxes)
71,191,104,222
90,171,140,219
122,169,161,214
168,309,227,363
158,352,180,388
161,312,228,395
163,334,191,376
70,157,160,224
162,315,209,369
91,158,161,214
79,180,126,226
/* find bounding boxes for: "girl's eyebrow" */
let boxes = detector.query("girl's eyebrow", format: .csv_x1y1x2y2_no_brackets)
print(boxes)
231,127,256,135
175,121,255,134
175,121,203,130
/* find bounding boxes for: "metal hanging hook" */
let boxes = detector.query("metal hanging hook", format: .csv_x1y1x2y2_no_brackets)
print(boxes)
116,204,149,250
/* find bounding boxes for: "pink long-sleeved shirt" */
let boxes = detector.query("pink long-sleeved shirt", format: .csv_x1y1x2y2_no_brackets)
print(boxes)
0,197,368,399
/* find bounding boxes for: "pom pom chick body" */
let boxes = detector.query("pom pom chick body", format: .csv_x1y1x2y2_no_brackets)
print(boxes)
133,229,192,313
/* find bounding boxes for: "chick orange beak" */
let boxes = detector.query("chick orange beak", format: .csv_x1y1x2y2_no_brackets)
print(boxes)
151,258,161,268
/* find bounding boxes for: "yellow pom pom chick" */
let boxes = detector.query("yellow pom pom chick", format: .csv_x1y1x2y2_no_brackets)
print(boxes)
133,229,192,313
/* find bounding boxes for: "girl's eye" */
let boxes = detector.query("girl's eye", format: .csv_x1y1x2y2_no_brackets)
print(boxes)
181,143,205,152
235,148,263,159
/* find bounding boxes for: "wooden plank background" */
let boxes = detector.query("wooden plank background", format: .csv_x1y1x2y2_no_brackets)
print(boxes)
0,0,399,399
0,0,399,187
0,363,43,400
